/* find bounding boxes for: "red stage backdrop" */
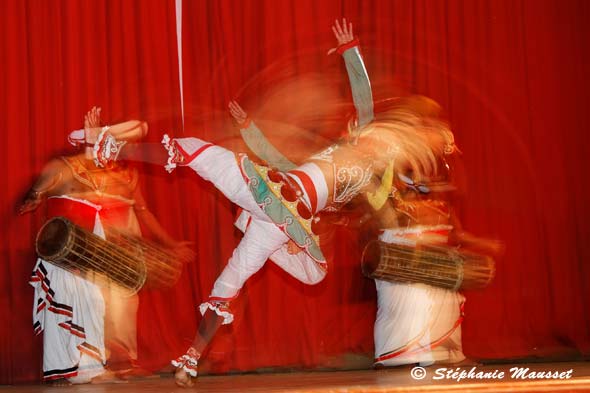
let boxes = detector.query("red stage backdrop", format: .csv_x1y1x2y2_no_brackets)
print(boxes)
1,0,588,384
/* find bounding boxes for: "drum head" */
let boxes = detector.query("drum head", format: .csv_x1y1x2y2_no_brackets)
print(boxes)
361,240,381,277
36,217,71,261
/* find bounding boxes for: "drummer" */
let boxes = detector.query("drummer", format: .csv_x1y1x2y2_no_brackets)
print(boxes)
19,107,188,385
367,117,502,367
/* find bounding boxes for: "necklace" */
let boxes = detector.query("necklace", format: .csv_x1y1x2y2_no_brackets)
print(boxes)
62,156,110,194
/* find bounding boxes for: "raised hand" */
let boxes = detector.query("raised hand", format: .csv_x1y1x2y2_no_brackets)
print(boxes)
85,106,101,128
84,106,102,143
328,18,354,55
333,18,354,46
228,101,248,126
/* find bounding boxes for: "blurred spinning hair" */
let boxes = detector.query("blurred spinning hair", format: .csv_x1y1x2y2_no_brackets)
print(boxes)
357,95,454,182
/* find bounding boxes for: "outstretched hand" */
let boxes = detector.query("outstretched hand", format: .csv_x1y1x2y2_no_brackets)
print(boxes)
18,197,42,215
228,101,248,126
173,240,197,264
327,18,354,55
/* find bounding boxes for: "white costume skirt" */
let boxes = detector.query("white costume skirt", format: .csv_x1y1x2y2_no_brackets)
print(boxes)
30,260,106,382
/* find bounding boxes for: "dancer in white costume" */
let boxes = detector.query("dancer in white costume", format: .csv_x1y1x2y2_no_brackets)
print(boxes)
93,21,449,387
20,108,180,384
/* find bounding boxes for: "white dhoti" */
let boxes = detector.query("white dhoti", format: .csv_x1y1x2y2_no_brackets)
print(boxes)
30,260,105,383
173,138,327,324
373,227,466,367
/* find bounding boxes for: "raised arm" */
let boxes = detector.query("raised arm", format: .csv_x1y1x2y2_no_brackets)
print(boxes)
70,106,148,147
88,106,148,142
330,19,374,131
228,101,296,171
232,21,374,167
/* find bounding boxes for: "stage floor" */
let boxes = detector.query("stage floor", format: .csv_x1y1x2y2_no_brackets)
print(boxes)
3,361,590,392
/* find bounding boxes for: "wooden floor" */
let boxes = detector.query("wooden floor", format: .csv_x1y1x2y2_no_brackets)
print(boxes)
3,361,590,392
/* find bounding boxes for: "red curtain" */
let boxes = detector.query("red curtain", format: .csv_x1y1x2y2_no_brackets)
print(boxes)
1,0,589,384
0,0,185,384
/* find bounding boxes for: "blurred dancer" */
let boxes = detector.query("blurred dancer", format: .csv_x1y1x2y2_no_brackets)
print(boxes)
365,97,502,367
20,108,181,384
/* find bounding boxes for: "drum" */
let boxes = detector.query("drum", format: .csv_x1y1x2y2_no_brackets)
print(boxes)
107,230,184,290
36,217,183,294
361,240,495,290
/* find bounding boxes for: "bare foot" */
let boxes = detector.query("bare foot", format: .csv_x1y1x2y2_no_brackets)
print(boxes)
116,366,154,380
174,368,195,388
90,370,127,384
48,378,72,387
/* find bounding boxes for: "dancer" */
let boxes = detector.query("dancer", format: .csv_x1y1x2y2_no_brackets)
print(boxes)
20,108,181,384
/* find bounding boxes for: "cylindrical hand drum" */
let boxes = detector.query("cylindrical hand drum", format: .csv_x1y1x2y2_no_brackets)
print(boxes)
36,216,146,294
361,240,495,290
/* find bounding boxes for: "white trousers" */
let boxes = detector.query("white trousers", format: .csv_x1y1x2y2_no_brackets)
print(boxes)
178,139,325,322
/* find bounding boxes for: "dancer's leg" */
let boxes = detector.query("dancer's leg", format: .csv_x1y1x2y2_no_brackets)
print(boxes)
208,219,289,302
173,219,288,386
101,287,139,372
109,135,267,221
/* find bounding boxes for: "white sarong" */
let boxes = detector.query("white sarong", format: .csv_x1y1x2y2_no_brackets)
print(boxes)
373,227,466,366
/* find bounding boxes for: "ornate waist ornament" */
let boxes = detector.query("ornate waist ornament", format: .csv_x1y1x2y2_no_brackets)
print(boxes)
310,143,374,211
329,162,373,210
